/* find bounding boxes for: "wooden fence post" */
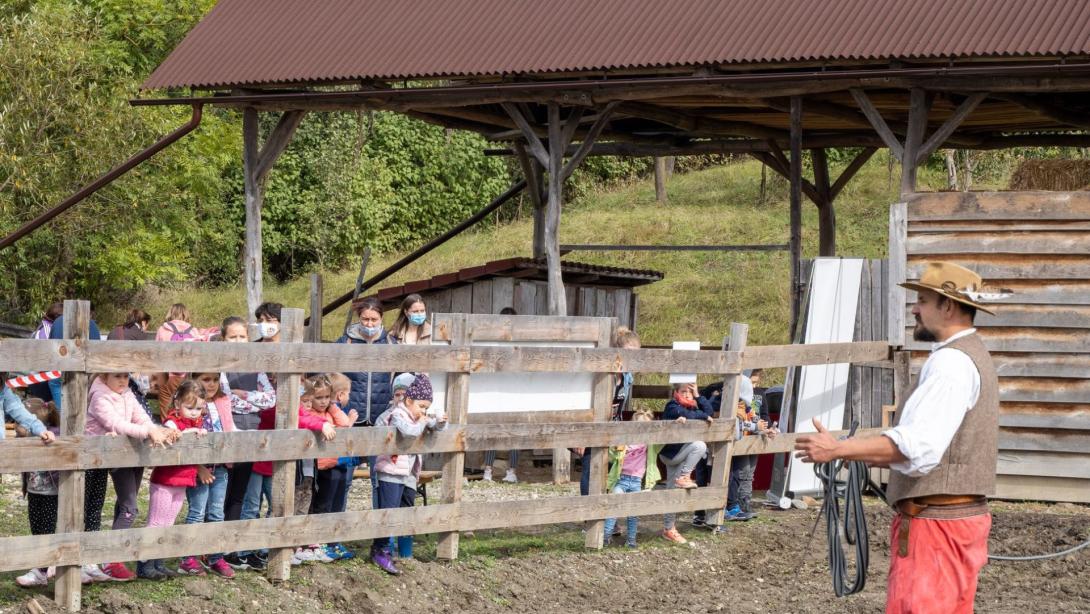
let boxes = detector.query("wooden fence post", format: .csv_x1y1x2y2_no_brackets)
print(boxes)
55,300,90,611
437,314,469,559
584,318,617,549
308,274,323,343
267,308,304,581
707,322,748,527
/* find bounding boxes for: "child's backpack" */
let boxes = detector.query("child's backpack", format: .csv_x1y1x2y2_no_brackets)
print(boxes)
165,322,197,343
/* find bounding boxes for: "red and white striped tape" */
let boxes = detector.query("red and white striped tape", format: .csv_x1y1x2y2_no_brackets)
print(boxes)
5,370,61,388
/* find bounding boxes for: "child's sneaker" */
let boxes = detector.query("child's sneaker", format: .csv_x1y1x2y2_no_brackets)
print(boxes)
136,561,165,581
674,475,698,489
328,543,355,561
207,558,235,579
371,549,400,575
690,514,707,528
15,568,49,587
312,545,335,563
153,560,178,578
178,557,206,576
242,553,267,571
625,541,638,549
100,562,135,582
661,528,688,544
725,505,750,521
482,467,493,482
81,564,112,584
294,547,317,562
502,469,518,483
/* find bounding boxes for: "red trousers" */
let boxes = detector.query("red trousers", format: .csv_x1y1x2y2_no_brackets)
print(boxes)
886,513,991,614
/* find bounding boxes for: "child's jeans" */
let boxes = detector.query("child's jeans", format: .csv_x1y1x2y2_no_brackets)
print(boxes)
727,454,758,512
602,475,642,545
186,465,229,563
661,441,707,530
147,483,187,528
239,472,272,557
370,479,417,555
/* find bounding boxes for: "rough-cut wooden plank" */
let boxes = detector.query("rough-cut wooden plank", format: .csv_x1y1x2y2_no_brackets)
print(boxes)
76,341,745,376
0,487,729,573
991,353,1090,379
741,340,889,369
450,284,474,314
905,191,1090,221
907,256,1090,280
903,328,1090,354
267,308,303,581
995,475,1090,504
307,275,323,343
613,290,632,329
999,428,1090,454
0,418,736,474
428,289,452,315
915,92,987,164
948,281,1090,306
584,318,615,548
888,202,908,346
996,378,1090,404
437,314,468,559
999,405,1090,430
578,286,596,317
997,451,1090,480
905,304,1090,329
467,410,594,424
513,281,537,316
708,324,746,526
733,427,883,456
461,314,604,343
55,300,90,612
909,220,1090,233
849,88,904,160
472,279,494,315
491,277,515,314
0,340,84,372
907,231,1090,255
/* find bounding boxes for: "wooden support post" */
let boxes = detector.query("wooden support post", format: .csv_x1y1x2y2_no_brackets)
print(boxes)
788,97,804,341
893,350,912,408
584,318,618,549
344,248,371,335
544,103,567,316
654,157,668,203
514,144,546,260
437,314,469,559
242,109,306,320
267,308,304,581
811,148,835,257
54,300,90,611
707,323,748,527
900,88,930,197
307,273,323,343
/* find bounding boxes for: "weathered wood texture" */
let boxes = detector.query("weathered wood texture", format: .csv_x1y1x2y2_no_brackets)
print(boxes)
584,318,616,548
707,324,746,526
899,191,1090,501
418,283,638,329
55,300,90,611
267,308,303,580
437,314,469,559
850,260,895,429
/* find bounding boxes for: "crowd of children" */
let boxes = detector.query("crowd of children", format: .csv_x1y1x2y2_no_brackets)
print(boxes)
5,297,779,586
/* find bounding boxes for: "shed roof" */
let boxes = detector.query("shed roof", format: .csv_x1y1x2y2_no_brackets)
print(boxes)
368,258,663,309
144,0,1090,90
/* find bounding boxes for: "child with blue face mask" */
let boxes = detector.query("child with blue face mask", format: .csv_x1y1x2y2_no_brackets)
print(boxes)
389,294,430,345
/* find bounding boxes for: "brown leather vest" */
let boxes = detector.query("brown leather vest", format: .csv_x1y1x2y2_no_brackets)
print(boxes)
886,332,999,504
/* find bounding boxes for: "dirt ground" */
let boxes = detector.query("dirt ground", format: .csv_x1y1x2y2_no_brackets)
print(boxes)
2,470,1089,614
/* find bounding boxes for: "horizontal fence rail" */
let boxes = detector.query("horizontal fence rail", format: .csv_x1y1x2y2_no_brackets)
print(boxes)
0,339,890,374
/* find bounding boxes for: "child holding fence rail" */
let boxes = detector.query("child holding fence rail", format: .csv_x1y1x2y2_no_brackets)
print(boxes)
84,372,179,582
370,374,445,575
138,380,208,580
601,410,661,548
11,392,61,589
658,382,713,545
298,375,354,563
178,373,236,578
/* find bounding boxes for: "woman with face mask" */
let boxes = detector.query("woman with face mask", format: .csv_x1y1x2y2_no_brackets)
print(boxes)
388,294,431,345
336,297,395,427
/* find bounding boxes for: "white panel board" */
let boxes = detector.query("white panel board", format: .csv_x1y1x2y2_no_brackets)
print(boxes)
429,340,595,415
668,340,701,384
787,258,865,495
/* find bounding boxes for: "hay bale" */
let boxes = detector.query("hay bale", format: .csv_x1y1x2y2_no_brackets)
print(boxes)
1009,159,1090,191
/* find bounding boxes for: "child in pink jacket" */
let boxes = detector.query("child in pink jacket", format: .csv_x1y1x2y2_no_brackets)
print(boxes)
83,372,177,582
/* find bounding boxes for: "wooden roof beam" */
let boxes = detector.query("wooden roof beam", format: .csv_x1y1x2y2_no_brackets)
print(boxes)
995,93,1090,130
615,101,789,141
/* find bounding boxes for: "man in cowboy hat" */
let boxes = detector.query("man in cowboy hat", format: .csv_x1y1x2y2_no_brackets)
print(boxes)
795,261,1002,614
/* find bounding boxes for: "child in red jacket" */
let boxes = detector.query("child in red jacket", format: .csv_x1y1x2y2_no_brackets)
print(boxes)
138,380,208,580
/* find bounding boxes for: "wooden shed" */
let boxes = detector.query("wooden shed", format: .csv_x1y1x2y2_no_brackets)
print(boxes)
890,191,1090,504
370,257,663,328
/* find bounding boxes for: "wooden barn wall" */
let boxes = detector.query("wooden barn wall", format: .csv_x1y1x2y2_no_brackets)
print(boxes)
421,280,637,329
849,259,895,430
890,192,1090,503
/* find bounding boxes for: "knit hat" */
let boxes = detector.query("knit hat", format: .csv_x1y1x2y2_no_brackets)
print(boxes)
392,372,416,391
406,373,433,402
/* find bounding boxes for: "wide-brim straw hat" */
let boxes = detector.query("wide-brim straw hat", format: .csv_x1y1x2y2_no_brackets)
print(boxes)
899,261,1008,316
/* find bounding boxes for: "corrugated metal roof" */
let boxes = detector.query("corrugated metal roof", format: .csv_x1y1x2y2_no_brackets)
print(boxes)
144,0,1090,90
367,258,663,308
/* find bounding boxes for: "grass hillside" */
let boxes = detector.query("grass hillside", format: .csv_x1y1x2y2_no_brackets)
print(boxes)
131,154,950,349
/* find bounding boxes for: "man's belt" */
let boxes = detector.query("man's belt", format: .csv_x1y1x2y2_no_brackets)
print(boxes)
895,495,988,557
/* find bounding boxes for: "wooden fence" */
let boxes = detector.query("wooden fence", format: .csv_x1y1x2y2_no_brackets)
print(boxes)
0,301,889,611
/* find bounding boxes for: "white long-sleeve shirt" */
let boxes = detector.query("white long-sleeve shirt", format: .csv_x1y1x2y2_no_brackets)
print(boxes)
883,328,981,477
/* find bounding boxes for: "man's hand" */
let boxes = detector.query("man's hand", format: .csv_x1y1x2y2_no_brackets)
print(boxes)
794,418,840,464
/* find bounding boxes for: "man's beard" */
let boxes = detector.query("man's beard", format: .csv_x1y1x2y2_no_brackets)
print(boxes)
913,318,937,342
